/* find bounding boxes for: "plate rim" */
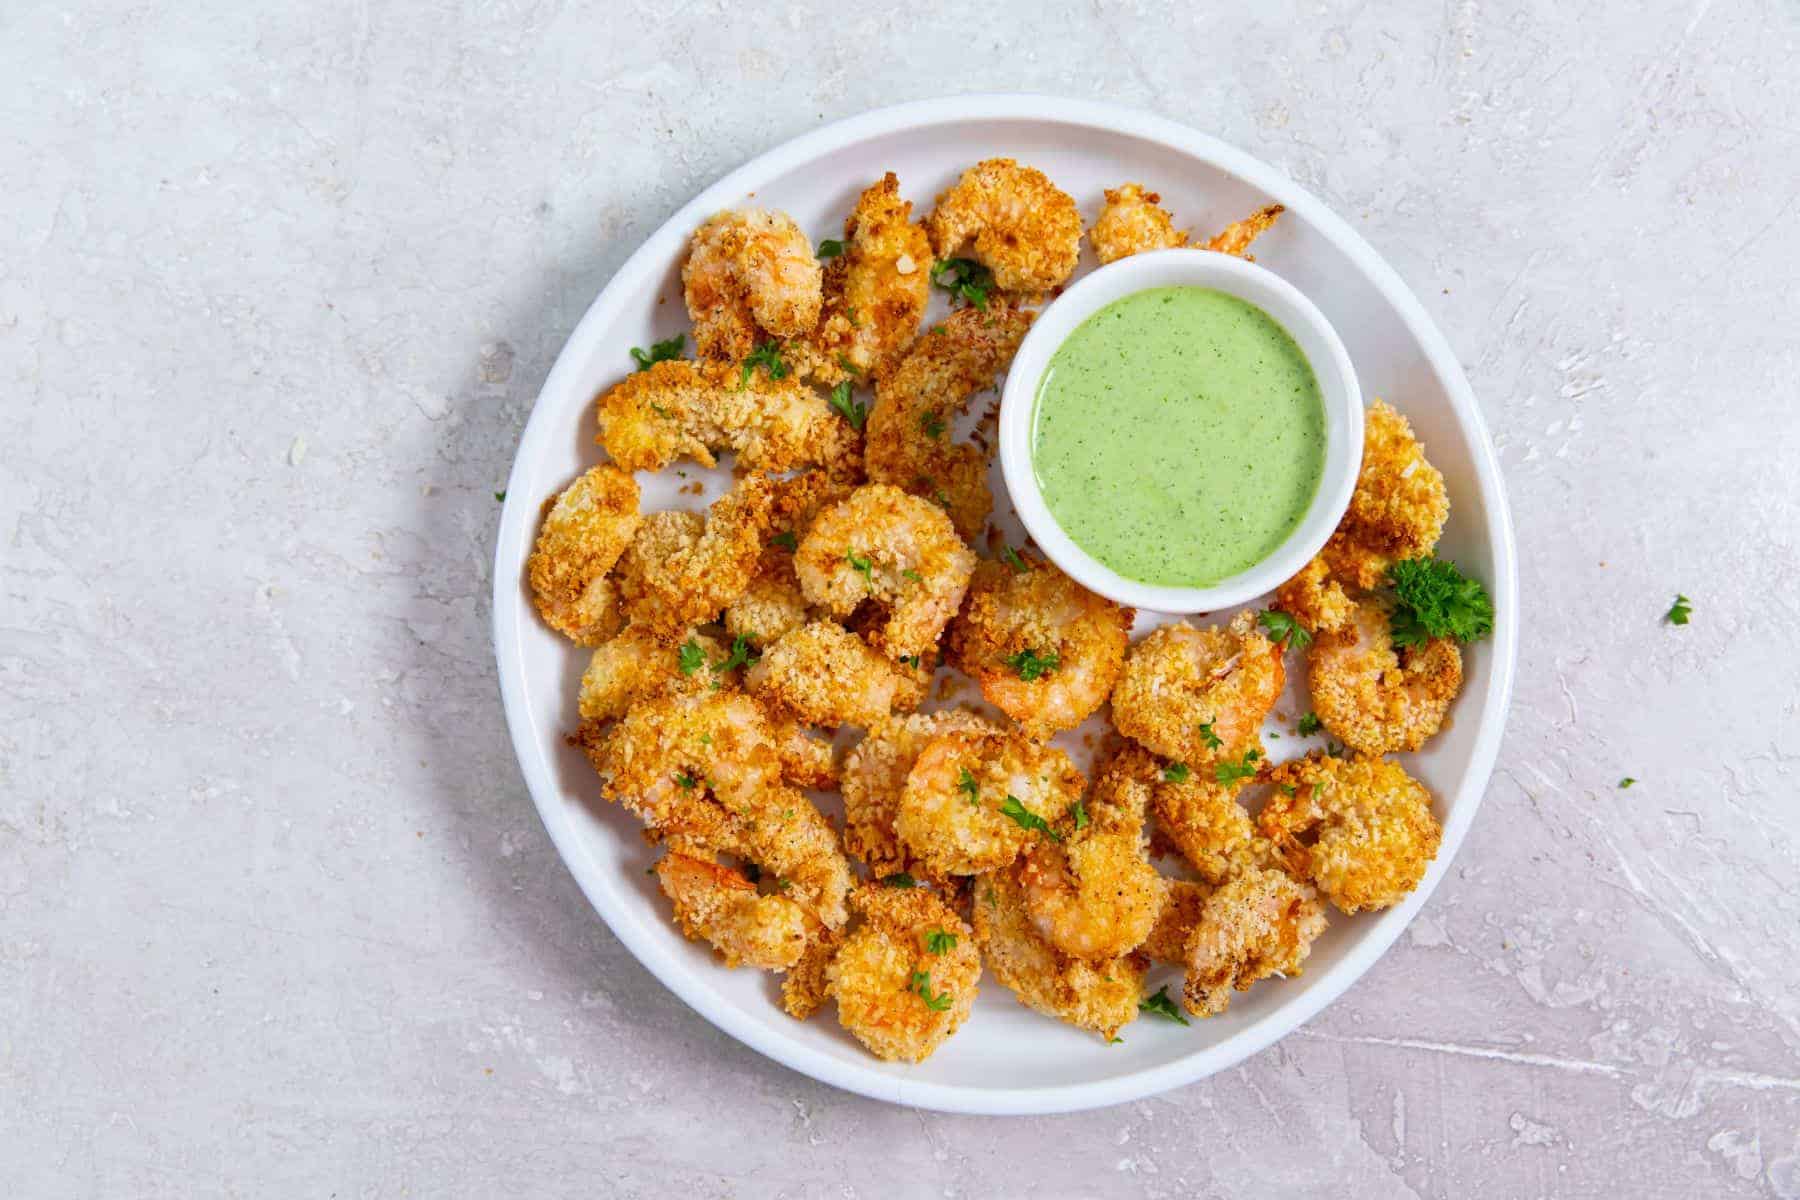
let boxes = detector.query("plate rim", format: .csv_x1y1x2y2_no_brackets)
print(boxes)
491,92,1519,1116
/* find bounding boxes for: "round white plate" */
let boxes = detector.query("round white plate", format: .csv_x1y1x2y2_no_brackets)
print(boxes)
492,94,1518,1115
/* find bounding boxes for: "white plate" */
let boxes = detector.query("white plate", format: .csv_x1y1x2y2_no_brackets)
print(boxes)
492,95,1518,1115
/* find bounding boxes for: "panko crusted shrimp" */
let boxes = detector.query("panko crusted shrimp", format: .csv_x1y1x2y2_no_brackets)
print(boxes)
865,306,1035,540
1017,743,1166,961
840,709,1002,879
654,851,815,970
972,866,1146,1041
746,619,929,730
1307,593,1462,755
596,359,858,476
827,883,981,1062
894,728,1083,878
725,470,858,645
1182,863,1328,1019
577,624,722,722
947,550,1131,737
1148,751,1256,885
683,208,823,362
1141,879,1211,965
1320,400,1449,590
1260,752,1442,913
794,173,932,386
1112,611,1285,768
926,158,1083,297
794,483,976,661
1274,554,1356,637
527,465,642,644
615,475,773,633
1090,183,1189,264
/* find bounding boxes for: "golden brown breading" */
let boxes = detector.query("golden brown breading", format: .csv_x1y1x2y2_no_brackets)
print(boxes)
771,715,839,791
615,475,773,634
1203,203,1285,259
1274,554,1355,637
1260,752,1441,913
794,173,932,386
780,925,844,1020
865,306,1035,540
1112,611,1284,768
894,728,1083,877
827,884,981,1062
1181,863,1327,1018
1320,399,1450,590
972,866,1145,1041
683,208,823,361
1307,592,1462,755
725,470,861,644
1141,879,1212,966
746,620,928,729
1090,183,1189,264
840,709,1003,879
526,465,642,644
578,624,721,722
1146,751,1255,886
596,358,859,475
926,158,1083,297
656,851,814,970
793,483,976,661
947,550,1132,738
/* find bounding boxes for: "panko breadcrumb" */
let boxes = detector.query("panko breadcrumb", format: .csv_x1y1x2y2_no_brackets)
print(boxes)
1260,752,1441,913
683,208,823,361
1090,183,1189,264
827,884,981,1062
527,465,642,644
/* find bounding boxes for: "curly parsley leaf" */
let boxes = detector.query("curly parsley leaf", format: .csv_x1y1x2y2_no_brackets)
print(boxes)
998,793,1062,842
712,634,760,674
1002,648,1060,681
1162,762,1191,784
629,333,686,372
845,549,874,581
1258,608,1312,650
817,238,845,259
1666,594,1692,626
925,929,957,955
910,969,955,1012
677,639,707,676
1214,749,1262,786
769,529,798,552
1140,985,1190,1025
929,257,994,309
1388,557,1494,647
827,380,867,430
739,340,789,386
1297,712,1323,737
958,768,981,806
882,872,917,888
1197,720,1224,751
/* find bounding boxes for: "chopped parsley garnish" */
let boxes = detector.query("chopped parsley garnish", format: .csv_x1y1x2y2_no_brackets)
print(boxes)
883,872,917,888
1002,648,1060,681
957,768,981,806
739,340,789,386
998,794,1062,842
1162,762,1191,784
1072,799,1090,830
769,529,798,551
999,544,1029,573
1324,739,1348,758
836,354,862,377
712,634,760,674
1139,985,1189,1025
493,490,506,502
919,410,946,439
902,568,923,583
1214,749,1262,786
928,324,946,336
1258,609,1312,650
827,380,867,429
845,549,874,581
677,638,707,676
924,929,957,955
845,305,860,327
1297,712,1323,737
1197,720,1223,751
674,772,699,790
929,257,994,309
898,654,922,668
629,333,686,372
817,238,845,259
910,970,954,1012
1619,777,1636,789
1389,557,1494,646
1666,594,1692,626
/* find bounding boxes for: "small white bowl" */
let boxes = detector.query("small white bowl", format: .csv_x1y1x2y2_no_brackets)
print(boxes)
999,249,1363,613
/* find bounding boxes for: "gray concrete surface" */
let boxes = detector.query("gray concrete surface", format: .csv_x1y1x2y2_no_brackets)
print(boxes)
3,1,1798,1195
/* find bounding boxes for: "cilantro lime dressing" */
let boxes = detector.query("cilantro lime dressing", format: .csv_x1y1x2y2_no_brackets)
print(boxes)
1030,286,1326,587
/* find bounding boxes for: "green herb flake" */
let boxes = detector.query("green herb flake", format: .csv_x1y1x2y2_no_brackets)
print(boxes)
902,568,923,582
1197,720,1224,751
677,639,707,676
828,380,867,430
910,969,954,1012
629,333,686,372
1072,799,1090,830
1162,762,1190,784
957,768,981,806
674,772,698,790
769,529,799,551
739,340,789,386
998,793,1062,842
1619,777,1636,789
817,238,846,259
1389,556,1495,646
493,490,506,502
919,410,946,439
1258,609,1312,650
929,257,994,309
1297,712,1323,737
883,872,917,888
1139,985,1190,1025
1214,750,1262,787
1002,648,1060,682
924,929,957,955
845,549,874,581
712,634,760,674
999,544,1029,573
1666,594,1692,626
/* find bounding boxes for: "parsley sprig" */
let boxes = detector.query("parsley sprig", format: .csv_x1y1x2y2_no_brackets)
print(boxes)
817,238,845,259
1197,720,1224,751
910,969,954,1012
712,634,760,675
883,872,917,888
998,794,1062,842
1297,712,1323,737
929,257,993,309
924,929,957,955
1665,594,1692,626
769,529,798,551
1140,985,1189,1026
740,340,788,386
1162,762,1190,784
1258,609,1312,650
919,409,946,439
828,380,867,430
1389,557,1494,647
677,639,707,676
1214,749,1262,786
629,333,685,372
1002,648,1060,681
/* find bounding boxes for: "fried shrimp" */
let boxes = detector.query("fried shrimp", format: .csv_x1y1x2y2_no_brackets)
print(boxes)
864,305,1034,540
577,624,721,722
527,465,642,644
1203,203,1285,258
1320,400,1450,590
683,207,823,361
1307,593,1462,755
794,483,976,660
925,158,1083,297
1260,752,1442,913
746,620,929,730
1150,761,1255,886
1112,611,1285,768
827,884,981,1062
615,475,773,633
972,866,1146,1041
595,689,785,834
1017,744,1166,960
841,709,1002,879
894,728,1083,877
1142,879,1211,965
779,925,843,1020
794,173,932,386
654,851,815,969
1181,863,1328,1018
725,470,858,645
1090,183,1189,264
947,550,1132,737
1274,554,1355,637
596,358,858,475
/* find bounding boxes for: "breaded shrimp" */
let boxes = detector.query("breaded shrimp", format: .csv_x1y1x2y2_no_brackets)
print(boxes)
827,884,981,1062
615,475,773,634
794,483,976,661
1182,863,1327,1018
972,866,1146,1041
577,624,722,722
1017,744,1166,960
771,713,839,791
1141,879,1211,965
925,158,1083,297
794,174,933,386
526,464,642,644
746,619,929,730
725,470,859,645
1320,400,1450,590
841,709,1003,879
948,550,1132,737
655,851,814,970
865,306,1035,540
780,926,843,1020
1112,611,1285,768
1203,203,1285,258
683,208,823,361
1090,183,1188,264
894,728,1083,877
1307,593,1462,755
596,358,858,476
1274,554,1355,637
1144,746,1256,885
1260,752,1442,913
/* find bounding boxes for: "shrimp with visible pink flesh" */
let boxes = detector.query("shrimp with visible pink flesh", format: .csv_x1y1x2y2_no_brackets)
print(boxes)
1307,593,1462,755
746,619,929,730
1112,611,1285,768
527,465,642,645
925,158,1083,297
827,883,981,1062
1202,203,1285,258
683,208,822,361
654,851,814,970
1260,751,1442,913
1319,399,1449,591
1182,863,1327,1018
615,475,773,634
841,709,1003,879
577,624,721,722
793,174,933,386
894,728,1083,878
1090,183,1188,264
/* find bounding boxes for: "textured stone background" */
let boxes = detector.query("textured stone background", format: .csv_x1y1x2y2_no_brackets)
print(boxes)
4,1,1798,1196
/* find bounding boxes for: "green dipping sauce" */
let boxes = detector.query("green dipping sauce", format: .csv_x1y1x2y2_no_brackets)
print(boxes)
1031,286,1326,588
